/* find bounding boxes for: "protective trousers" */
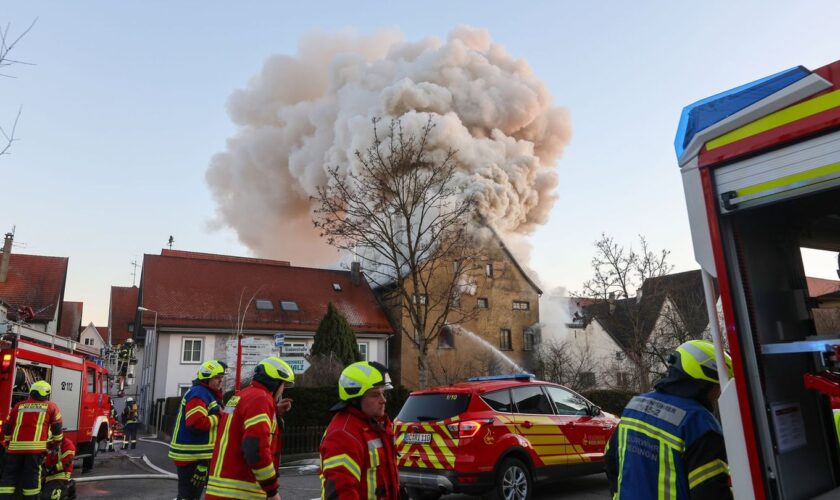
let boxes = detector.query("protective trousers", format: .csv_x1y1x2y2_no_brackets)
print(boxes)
40,479,76,500
123,423,138,449
0,453,43,498
176,461,209,499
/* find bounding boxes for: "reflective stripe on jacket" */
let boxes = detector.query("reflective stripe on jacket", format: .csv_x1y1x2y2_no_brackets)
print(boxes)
1,398,63,453
609,391,730,500
320,406,399,500
206,381,281,500
169,381,222,463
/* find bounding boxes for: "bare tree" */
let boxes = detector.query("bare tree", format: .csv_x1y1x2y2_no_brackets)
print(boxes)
1,18,36,157
314,117,484,388
535,338,598,392
576,233,673,391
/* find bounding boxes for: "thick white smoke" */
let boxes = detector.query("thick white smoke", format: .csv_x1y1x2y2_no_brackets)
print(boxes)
207,26,571,264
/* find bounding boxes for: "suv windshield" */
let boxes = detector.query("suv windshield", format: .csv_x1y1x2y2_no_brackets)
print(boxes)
397,393,471,422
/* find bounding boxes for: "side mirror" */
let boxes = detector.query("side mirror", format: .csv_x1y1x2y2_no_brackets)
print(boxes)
589,405,602,416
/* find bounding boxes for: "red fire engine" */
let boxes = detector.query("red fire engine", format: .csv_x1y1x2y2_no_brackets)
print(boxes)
0,320,113,471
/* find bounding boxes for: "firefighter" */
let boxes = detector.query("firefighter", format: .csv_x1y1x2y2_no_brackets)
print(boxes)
40,433,76,500
319,361,400,500
206,357,295,500
121,397,139,450
605,340,734,500
0,380,63,499
169,360,227,500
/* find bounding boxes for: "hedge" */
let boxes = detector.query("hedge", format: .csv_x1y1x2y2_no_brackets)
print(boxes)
581,389,637,415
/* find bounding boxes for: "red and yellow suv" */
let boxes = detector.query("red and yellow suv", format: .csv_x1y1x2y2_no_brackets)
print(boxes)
395,374,619,499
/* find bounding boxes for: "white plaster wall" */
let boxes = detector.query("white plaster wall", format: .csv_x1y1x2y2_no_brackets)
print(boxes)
156,332,213,399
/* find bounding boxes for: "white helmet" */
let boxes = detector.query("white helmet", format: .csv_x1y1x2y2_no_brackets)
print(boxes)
126,397,135,403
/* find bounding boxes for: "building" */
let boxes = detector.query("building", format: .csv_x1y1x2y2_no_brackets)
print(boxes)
133,249,393,424
382,234,542,389
58,301,83,339
78,322,107,351
561,270,716,391
0,232,69,335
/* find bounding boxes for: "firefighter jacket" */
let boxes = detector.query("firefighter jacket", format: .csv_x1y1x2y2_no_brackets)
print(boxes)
605,391,733,500
168,380,223,465
206,381,282,500
320,406,400,500
122,403,139,425
43,436,76,482
1,397,63,453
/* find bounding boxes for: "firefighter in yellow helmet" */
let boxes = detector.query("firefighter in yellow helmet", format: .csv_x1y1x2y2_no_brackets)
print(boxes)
206,357,294,500
0,381,63,499
319,361,400,499
605,340,734,500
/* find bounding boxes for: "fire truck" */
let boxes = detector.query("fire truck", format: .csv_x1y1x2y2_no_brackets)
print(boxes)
0,320,113,471
676,58,840,498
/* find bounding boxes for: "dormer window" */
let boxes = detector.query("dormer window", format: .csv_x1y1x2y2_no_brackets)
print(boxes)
280,300,299,312
332,283,342,291
255,299,274,311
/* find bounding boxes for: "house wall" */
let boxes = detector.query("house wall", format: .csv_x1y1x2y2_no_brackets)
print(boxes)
391,243,541,389
79,326,104,351
155,332,214,399
564,321,636,390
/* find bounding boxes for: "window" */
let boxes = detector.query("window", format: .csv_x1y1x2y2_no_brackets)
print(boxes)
280,300,299,311
397,393,471,422
485,263,493,278
616,372,631,387
178,384,191,397
182,338,203,364
477,297,489,309
544,386,589,416
511,386,553,414
451,292,461,308
255,299,274,311
523,329,535,351
615,351,625,361
357,342,369,361
512,300,530,311
128,323,134,333
332,283,342,291
579,371,596,389
86,368,95,393
84,337,94,346
412,294,428,305
499,328,512,351
437,326,455,349
481,389,513,412
453,260,461,273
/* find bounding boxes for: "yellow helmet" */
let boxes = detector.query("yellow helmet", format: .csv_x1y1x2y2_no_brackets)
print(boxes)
197,359,227,381
30,380,52,398
338,361,392,401
254,357,295,387
672,340,733,384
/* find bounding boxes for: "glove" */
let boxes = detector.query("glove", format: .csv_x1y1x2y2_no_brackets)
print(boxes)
190,463,208,488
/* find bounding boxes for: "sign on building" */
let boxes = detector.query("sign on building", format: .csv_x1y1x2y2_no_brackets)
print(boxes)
273,332,285,349
281,356,311,374
225,337,275,368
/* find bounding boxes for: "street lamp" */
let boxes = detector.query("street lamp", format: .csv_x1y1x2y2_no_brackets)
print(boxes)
137,306,158,431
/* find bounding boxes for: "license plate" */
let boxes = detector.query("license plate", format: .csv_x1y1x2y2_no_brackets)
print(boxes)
404,432,432,444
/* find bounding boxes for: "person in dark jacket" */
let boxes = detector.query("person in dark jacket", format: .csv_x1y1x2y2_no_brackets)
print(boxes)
121,397,139,450
605,340,733,500
168,360,226,500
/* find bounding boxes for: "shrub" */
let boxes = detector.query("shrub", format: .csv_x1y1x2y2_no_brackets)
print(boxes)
582,389,637,415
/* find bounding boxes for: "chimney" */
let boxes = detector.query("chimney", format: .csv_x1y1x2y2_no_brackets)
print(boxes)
608,291,616,314
350,261,361,286
0,232,12,283
636,287,643,303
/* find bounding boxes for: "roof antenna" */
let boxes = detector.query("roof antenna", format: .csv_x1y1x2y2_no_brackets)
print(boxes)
168,235,175,250
130,257,140,287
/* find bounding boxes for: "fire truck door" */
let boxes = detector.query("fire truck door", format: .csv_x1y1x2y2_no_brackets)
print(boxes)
51,365,82,431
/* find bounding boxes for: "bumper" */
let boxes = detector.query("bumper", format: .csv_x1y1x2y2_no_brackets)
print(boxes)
399,468,494,495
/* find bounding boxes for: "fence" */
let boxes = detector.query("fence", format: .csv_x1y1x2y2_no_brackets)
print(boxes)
282,425,327,455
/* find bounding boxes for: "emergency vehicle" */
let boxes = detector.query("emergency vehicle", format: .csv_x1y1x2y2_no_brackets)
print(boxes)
395,374,618,499
676,58,840,498
0,320,113,471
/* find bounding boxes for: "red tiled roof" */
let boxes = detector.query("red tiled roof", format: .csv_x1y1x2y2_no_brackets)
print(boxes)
807,277,840,298
109,286,139,345
0,253,68,323
58,301,83,338
139,251,393,334
96,326,108,340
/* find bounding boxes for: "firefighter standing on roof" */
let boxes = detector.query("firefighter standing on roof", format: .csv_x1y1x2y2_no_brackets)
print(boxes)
40,433,76,500
169,360,226,500
320,361,400,500
122,397,139,449
206,357,295,500
0,380,63,499
605,340,734,500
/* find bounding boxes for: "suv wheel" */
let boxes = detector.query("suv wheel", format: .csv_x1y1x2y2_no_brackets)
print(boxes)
489,458,531,500
405,488,442,500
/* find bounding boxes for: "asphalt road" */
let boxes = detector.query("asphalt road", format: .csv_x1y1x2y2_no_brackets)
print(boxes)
71,436,610,499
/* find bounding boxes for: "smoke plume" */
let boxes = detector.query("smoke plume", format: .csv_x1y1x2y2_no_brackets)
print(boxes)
207,26,571,264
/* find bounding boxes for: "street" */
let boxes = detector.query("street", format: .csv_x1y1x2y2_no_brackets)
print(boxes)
72,436,610,499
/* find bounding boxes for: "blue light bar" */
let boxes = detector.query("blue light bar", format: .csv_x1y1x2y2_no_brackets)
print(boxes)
467,373,535,382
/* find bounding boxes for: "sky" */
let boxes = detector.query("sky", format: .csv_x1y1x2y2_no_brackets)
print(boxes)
3,1,840,326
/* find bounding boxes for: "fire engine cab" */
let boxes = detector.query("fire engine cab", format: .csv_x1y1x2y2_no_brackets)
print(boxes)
676,58,840,498
0,320,113,471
